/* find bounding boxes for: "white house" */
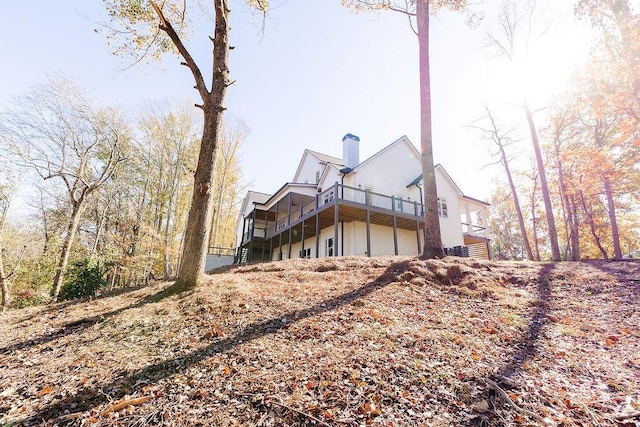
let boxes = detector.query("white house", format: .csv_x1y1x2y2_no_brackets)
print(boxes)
235,134,490,263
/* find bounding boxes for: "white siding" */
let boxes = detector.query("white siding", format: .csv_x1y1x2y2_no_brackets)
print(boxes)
293,152,324,185
318,166,341,192
435,169,464,248
344,139,421,200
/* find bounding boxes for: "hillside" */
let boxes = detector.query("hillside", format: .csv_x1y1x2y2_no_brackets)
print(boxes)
1,256,639,426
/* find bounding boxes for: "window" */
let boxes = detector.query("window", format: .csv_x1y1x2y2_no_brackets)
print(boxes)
325,237,334,257
438,198,448,218
315,170,320,184
324,190,334,205
299,248,311,259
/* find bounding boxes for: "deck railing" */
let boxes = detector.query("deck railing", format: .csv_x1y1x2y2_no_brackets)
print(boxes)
461,222,487,237
243,183,424,244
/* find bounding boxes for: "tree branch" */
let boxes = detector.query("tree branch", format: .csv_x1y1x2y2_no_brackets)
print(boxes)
149,0,210,103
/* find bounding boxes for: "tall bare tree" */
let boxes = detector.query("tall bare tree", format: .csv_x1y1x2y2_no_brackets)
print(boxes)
471,107,535,260
1,77,128,300
342,0,468,259
210,120,247,251
104,0,268,287
487,0,562,261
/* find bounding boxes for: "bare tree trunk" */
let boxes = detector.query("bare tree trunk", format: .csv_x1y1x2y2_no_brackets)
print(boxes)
530,180,541,261
554,143,580,260
603,177,622,259
417,0,444,259
524,100,561,261
90,199,112,258
568,194,581,260
176,0,230,286
579,189,609,259
498,141,534,260
0,253,8,310
593,118,623,259
51,201,84,300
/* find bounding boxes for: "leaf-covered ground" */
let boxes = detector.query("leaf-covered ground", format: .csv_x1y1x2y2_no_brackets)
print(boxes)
1,256,639,426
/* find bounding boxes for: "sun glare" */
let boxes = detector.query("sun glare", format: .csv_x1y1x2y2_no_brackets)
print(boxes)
481,12,593,108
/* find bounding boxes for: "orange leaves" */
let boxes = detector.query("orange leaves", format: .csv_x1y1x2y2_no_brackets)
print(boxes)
358,400,382,417
605,335,619,346
203,325,225,339
37,385,53,397
101,395,153,416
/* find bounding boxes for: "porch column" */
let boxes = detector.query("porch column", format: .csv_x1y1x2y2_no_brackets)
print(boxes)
414,201,422,254
269,236,273,262
465,202,472,234
260,211,269,262
248,209,256,262
366,209,371,257
287,193,292,260
481,207,489,238
262,212,268,262
334,183,339,257
240,214,248,245
301,220,306,257
392,214,398,256
315,194,320,258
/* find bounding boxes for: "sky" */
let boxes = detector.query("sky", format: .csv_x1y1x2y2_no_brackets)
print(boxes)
0,1,592,206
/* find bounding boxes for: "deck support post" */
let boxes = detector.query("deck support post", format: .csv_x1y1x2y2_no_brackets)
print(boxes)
248,209,256,262
393,214,398,256
315,194,320,258
301,221,306,258
366,209,371,257
414,201,422,254
334,183,339,257
287,193,292,260
262,212,268,262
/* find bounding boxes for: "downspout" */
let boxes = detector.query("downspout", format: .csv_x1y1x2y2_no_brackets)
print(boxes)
416,183,424,215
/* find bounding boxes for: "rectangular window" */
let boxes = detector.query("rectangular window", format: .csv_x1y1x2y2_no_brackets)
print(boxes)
325,237,334,257
299,248,311,259
438,198,448,218
315,170,320,184
324,190,334,205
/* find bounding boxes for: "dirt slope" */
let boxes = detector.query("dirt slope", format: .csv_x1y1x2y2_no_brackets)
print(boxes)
1,256,639,426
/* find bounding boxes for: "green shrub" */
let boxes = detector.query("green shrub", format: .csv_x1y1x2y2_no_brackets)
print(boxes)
59,258,107,301
11,289,52,309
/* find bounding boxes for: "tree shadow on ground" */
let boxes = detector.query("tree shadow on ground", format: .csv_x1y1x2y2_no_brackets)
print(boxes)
0,281,192,355
21,260,412,425
5,282,165,327
496,262,554,380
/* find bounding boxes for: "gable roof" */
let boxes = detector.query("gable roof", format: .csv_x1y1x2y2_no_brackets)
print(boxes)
306,149,343,166
292,149,344,184
352,135,419,172
407,164,463,195
407,164,489,205
239,190,271,215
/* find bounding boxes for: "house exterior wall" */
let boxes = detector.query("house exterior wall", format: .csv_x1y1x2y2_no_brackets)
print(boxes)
435,169,464,248
319,167,341,192
294,152,323,184
270,220,423,260
344,139,421,202
351,222,420,256
274,226,344,261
